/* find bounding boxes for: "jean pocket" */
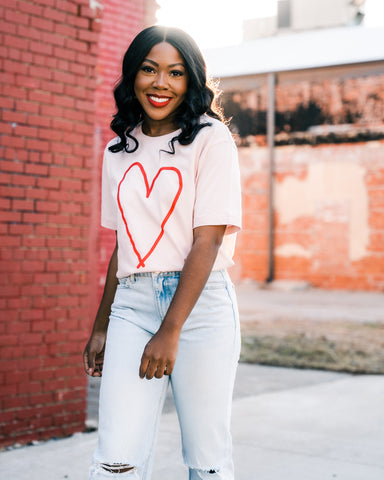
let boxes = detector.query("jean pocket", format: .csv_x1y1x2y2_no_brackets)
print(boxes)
117,277,136,288
204,280,229,290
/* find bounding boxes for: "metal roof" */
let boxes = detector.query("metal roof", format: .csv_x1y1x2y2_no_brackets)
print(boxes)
203,26,384,78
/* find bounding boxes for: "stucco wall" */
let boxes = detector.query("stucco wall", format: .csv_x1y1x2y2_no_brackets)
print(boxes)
235,141,384,290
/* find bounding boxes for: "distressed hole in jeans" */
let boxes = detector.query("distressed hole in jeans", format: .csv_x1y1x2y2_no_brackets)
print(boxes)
101,463,135,474
196,469,219,479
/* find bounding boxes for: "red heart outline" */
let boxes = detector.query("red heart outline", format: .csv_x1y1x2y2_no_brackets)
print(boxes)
117,162,183,268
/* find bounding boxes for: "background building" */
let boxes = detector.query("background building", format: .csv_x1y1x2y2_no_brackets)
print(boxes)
205,1,384,290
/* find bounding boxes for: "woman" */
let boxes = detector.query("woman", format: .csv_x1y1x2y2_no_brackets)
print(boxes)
83,25,242,480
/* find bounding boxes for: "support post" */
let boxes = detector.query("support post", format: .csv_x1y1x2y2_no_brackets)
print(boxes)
266,72,276,283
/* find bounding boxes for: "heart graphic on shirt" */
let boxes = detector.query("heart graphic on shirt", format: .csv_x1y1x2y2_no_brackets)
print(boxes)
117,162,183,268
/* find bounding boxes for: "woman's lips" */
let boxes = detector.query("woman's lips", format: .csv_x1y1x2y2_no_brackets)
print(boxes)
146,94,172,108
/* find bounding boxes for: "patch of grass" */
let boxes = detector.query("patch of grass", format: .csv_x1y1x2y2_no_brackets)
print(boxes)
241,334,384,374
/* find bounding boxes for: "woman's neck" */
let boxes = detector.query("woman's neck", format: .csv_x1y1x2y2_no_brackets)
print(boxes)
141,117,178,137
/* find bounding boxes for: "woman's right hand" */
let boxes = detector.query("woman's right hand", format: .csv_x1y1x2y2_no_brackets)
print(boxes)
83,236,118,377
83,331,107,377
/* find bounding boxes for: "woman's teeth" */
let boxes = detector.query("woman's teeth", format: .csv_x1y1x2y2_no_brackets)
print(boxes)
149,96,169,103
147,95,172,107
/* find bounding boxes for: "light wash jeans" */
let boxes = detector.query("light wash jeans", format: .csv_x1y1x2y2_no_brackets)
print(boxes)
90,270,241,480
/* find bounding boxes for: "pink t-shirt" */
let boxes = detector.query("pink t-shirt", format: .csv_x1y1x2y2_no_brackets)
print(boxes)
101,115,242,278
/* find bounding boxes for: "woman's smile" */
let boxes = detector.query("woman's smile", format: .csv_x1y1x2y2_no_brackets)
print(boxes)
146,94,172,108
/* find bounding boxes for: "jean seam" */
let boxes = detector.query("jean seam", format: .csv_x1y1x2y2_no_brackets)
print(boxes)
141,377,169,480
181,283,239,474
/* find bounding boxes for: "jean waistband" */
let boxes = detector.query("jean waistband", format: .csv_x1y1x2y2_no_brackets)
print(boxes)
118,269,228,285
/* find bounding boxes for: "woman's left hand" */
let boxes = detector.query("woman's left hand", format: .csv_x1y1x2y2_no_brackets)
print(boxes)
139,325,180,380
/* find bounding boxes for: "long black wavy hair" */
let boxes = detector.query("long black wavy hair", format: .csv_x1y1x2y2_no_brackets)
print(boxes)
109,25,224,154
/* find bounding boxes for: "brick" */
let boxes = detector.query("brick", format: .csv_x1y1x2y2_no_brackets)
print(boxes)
43,7,66,22
0,96,15,110
25,163,49,176
0,196,11,209
0,123,13,135
2,34,28,50
40,104,64,118
0,172,11,185
55,0,78,15
22,212,47,224
1,110,27,125
0,335,18,347
0,19,17,34
77,28,98,43
0,185,25,198
11,175,36,187
61,178,82,191
40,80,64,94
0,160,24,173
28,115,51,128
65,37,88,53
3,59,28,75
55,53,74,69
35,201,59,213
36,177,60,190
5,10,29,26
13,125,39,138
40,152,54,164
68,62,87,76
46,261,70,273
28,90,51,104
12,199,34,211
18,1,44,16
52,94,75,108
54,23,76,37
16,100,40,114
30,16,54,32
66,14,89,29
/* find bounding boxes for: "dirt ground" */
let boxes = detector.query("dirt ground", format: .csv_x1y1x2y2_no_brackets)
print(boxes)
240,319,384,373
236,283,384,374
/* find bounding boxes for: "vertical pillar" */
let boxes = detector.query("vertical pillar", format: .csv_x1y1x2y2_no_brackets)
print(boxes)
266,72,276,282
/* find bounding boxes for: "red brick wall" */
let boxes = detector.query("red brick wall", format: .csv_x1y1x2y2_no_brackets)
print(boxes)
94,0,146,308
0,0,150,448
235,141,384,291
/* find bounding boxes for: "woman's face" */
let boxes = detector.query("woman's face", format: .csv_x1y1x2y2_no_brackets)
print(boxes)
134,42,189,136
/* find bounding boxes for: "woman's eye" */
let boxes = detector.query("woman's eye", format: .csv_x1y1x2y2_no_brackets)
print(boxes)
141,65,155,74
170,70,184,77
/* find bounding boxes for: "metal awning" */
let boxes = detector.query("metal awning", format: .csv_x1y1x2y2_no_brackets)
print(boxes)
203,25,384,78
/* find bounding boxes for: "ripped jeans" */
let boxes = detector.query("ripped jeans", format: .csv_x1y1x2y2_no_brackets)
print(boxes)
90,270,241,480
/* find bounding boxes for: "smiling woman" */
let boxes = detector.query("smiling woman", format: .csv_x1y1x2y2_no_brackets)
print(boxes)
134,42,188,136
84,25,242,480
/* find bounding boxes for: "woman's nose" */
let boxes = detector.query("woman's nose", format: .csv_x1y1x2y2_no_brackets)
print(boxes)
153,71,168,89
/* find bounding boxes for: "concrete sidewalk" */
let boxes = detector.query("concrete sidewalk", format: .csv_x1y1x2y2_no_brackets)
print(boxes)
235,282,384,325
1,364,384,480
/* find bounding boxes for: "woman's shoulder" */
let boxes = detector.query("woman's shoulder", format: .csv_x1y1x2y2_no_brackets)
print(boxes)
104,136,121,151
198,115,233,143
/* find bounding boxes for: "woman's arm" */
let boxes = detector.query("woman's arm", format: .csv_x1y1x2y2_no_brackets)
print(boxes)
83,234,119,377
139,224,226,380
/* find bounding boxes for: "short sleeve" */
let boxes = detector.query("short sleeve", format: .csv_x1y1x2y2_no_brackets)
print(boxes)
193,126,242,234
101,147,118,230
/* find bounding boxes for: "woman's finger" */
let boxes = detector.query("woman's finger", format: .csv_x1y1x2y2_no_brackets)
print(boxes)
154,361,167,379
83,348,95,376
144,359,158,380
139,355,150,379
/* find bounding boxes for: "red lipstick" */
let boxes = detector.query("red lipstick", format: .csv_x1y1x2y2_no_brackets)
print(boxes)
146,94,172,108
